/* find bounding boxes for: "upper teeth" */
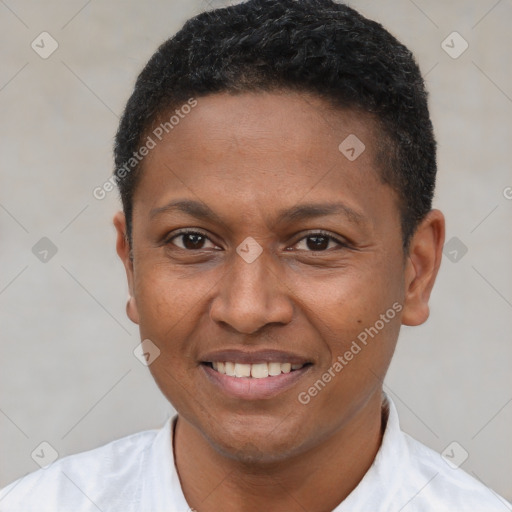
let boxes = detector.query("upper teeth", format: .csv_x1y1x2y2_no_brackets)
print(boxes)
211,362,304,378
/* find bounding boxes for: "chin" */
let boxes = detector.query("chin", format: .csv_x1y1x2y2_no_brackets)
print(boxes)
203,419,309,466
216,438,299,466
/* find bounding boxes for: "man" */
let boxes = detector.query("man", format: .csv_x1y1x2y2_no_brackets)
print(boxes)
1,0,509,510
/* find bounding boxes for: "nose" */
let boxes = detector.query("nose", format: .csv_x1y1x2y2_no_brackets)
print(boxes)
209,247,294,334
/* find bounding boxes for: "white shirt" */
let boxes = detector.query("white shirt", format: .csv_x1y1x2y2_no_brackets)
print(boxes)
1,396,509,511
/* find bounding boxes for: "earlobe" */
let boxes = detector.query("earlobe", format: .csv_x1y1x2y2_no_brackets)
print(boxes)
401,209,445,326
126,295,140,325
113,211,140,325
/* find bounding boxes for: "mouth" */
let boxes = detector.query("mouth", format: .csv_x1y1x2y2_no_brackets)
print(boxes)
201,361,311,378
199,351,313,400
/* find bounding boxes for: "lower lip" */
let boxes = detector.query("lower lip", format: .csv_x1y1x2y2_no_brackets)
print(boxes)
201,364,312,400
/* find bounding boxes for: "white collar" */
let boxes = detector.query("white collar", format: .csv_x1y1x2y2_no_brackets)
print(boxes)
335,393,409,510
140,413,189,511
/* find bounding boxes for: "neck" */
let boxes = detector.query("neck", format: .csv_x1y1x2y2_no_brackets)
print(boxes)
173,392,384,512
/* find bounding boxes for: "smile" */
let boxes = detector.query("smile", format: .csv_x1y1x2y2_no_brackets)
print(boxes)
205,361,307,378
200,360,313,400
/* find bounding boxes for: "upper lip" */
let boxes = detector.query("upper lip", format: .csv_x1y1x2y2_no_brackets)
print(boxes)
199,349,312,365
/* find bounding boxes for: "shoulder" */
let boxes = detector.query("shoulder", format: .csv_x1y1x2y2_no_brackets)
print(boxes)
400,433,511,511
0,427,160,512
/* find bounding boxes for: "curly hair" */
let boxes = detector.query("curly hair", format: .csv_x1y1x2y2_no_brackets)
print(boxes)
114,0,436,250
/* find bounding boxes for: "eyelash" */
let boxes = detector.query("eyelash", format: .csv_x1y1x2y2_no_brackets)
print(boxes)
165,229,349,252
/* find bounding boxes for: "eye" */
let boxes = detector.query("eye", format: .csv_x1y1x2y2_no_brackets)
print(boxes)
165,230,348,252
292,232,347,252
167,230,219,251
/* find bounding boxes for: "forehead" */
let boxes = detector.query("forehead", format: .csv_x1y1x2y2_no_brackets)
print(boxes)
132,91,399,235
146,91,378,167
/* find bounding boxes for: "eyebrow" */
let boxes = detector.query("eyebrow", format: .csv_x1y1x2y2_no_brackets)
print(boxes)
149,199,367,227
275,202,367,227
150,199,225,224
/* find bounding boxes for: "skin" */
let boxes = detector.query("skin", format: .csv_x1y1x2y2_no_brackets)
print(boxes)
114,91,445,512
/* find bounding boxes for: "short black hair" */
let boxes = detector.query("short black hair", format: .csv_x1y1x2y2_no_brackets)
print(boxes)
114,0,436,250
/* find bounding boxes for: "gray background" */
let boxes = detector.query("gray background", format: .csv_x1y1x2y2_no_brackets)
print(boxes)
1,0,511,502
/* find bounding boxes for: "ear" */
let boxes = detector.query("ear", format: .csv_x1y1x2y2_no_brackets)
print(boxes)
113,211,139,325
401,209,445,326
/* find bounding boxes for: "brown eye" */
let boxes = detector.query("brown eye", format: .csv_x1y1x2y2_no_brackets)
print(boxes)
294,233,345,252
168,231,217,250
305,235,330,251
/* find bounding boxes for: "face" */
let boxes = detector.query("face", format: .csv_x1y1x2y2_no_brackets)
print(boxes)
114,91,443,463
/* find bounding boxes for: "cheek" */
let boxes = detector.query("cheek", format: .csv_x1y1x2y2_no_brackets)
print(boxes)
134,270,202,411
296,271,401,421
296,260,403,347
133,266,198,356
134,258,207,321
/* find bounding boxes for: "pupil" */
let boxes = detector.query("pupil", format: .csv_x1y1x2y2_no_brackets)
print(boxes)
184,234,204,250
307,236,328,251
